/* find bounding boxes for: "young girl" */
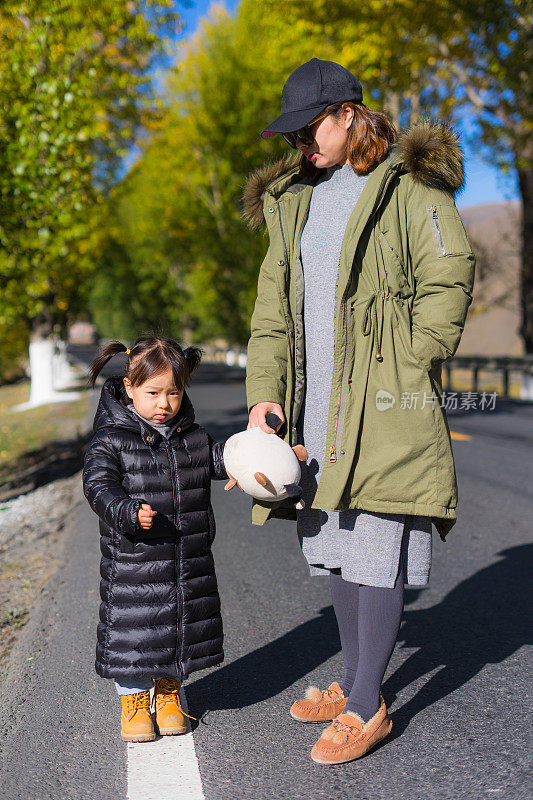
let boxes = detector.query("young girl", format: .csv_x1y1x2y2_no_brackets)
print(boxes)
83,336,227,742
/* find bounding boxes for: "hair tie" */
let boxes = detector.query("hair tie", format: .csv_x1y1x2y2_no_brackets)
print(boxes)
125,348,130,355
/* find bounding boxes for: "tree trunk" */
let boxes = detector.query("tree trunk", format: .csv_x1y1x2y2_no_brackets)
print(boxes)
28,315,55,406
384,91,401,130
28,337,57,406
518,143,533,354
16,315,80,409
53,339,79,390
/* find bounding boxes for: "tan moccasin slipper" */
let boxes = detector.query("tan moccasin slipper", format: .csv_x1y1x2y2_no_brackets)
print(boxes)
310,693,392,764
290,682,347,723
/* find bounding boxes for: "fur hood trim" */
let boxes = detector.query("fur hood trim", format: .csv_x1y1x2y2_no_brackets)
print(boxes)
242,121,464,229
396,120,464,195
242,152,300,230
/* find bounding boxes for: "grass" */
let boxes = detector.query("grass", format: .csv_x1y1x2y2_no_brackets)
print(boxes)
0,609,29,630
0,380,89,470
0,563,23,579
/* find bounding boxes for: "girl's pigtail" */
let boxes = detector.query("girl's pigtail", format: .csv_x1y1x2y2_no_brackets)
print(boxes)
88,340,129,388
184,346,203,384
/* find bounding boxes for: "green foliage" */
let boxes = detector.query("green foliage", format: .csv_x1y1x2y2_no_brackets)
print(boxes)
0,320,28,383
96,4,288,344
0,1,180,368
434,0,532,172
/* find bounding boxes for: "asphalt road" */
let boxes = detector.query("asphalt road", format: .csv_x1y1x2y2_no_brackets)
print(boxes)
0,363,531,800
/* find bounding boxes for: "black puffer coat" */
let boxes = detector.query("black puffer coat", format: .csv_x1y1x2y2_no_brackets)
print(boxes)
82,377,226,681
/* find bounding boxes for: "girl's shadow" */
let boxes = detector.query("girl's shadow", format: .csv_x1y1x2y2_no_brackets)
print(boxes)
186,605,340,725
186,544,532,732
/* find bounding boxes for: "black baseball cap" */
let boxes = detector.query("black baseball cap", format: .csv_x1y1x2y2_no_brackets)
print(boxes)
261,58,363,139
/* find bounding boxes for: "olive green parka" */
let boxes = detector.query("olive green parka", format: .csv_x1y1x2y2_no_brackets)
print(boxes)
243,122,475,541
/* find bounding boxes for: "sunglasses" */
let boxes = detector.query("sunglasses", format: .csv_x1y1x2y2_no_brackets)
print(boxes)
282,111,329,149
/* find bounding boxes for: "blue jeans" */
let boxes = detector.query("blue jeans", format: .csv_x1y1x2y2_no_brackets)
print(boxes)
114,679,153,696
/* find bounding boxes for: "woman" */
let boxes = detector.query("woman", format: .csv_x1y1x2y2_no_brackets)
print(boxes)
243,58,475,765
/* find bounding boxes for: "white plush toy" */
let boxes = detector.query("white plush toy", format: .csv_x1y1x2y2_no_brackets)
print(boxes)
223,413,308,508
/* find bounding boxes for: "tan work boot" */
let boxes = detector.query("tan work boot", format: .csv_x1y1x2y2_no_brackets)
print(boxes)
154,678,188,735
121,691,156,742
310,692,392,764
290,682,347,723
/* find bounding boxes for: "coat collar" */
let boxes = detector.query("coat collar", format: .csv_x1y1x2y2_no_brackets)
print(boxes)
242,121,464,230
93,376,196,445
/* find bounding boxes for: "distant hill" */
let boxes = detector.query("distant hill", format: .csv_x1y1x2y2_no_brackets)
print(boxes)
457,201,522,356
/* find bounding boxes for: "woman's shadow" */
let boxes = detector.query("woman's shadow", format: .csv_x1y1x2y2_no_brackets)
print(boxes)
186,544,532,732
383,542,533,737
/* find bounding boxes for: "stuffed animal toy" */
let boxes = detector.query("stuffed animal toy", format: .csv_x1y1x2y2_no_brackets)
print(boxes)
223,413,308,508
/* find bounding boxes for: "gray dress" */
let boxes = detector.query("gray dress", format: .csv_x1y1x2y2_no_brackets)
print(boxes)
296,162,432,588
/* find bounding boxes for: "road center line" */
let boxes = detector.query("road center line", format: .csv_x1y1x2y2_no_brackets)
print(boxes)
127,688,205,800
450,430,472,440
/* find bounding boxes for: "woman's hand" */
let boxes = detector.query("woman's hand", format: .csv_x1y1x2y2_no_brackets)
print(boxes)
138,503,156,530
248,402,285,433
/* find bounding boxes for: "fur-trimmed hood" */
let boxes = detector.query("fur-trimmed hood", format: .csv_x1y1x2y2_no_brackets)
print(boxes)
242,121,464,230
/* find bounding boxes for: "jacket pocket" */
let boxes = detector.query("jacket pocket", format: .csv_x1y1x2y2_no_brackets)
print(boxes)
393,298,432,373
409,326,434,372
426,205,471,258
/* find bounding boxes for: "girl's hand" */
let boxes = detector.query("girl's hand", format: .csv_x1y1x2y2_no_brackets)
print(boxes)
138,503,156,530
248,402,285,433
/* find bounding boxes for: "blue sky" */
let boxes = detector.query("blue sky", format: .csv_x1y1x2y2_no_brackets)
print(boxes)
176,1,521,211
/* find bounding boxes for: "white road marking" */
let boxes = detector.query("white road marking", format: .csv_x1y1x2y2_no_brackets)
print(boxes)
127,688,205,800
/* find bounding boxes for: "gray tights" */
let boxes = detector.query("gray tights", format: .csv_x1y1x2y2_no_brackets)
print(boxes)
329,556,404,722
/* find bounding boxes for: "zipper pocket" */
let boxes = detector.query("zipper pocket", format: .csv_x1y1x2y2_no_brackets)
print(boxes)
427,205,447,257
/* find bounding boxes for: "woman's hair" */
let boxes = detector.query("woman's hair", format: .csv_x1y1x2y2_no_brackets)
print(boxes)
88,336,203,390
299,102,397,176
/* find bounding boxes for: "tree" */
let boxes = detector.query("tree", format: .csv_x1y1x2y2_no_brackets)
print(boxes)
432,0,532,352
0,1,180,402
95,4,290,345
161,4,287,342
88,133,190,341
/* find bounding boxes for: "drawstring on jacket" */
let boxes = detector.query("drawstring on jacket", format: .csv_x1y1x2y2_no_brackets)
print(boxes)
361,293,384,362
360,225,390,362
